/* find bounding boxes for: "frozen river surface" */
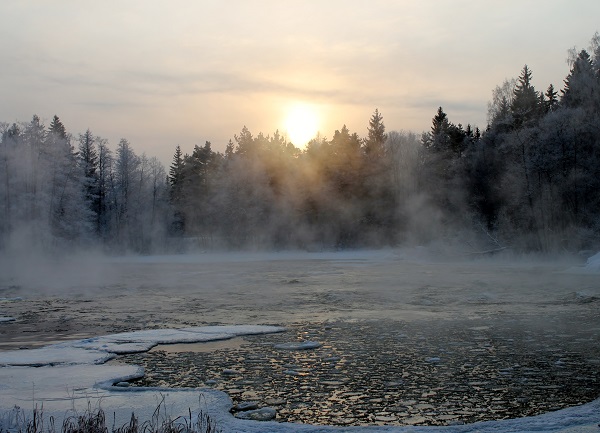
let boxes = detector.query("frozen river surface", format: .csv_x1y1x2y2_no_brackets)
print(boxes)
1,248,599,432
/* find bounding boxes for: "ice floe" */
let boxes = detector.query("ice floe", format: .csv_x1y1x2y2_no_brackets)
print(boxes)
274,341,322,350
1,324,600,433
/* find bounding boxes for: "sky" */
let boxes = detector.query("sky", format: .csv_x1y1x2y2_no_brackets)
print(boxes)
1,0,599,165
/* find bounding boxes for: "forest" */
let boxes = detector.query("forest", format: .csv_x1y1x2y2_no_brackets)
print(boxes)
1,36,599,254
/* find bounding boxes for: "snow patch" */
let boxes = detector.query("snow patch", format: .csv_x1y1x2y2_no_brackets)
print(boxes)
71,325,285,355
0,344,114,366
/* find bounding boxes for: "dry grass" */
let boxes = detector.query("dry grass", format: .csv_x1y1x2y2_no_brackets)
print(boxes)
1,399,221,433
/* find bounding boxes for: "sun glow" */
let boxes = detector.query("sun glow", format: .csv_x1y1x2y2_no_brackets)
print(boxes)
284,104,319,147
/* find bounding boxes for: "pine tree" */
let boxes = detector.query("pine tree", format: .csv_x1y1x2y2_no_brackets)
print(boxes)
46,116,88,241
225,139,235,159
168,145,184,189
426,107,468,155
537,91,548,116
431,107,448,136
364,108,387,159
23,115,47,227
544,84,559,112
96,138,113,241
49,115,67,140
24,115,46,150
422,107,449,152
234,126,254,156
78,129,98,181
113,138,140,245
0,124,21,244
168,145,185,234
447,123,468,157
511,65,539,126
78,129,100,230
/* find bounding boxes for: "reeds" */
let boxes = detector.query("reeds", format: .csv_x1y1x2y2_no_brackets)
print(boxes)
1,400,221,433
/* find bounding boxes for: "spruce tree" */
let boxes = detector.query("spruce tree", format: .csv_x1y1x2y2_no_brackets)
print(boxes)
364,108,387,158
49,115,67,139
511,65,539,127
544,84,559,112
431,107,448,136
168,145,185,234
168,145,184,189
78,129,100,233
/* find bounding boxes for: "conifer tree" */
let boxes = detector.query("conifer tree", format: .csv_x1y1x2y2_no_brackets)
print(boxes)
544,84,559,112
49,115,67,140
423,107,450,152
511,65,539,126
169,145,184,189
225,139,235,159
96,139,112,240
168,145,185,234
78,129,101,236
561,50,598,109
46,116,85,241
364,108,387,158
234,126,254,156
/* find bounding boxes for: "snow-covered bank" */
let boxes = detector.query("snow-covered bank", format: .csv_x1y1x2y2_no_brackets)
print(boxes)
1,325,599,433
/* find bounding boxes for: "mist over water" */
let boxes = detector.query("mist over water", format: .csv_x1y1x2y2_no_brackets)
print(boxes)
1,32,600,431
1,248,599,428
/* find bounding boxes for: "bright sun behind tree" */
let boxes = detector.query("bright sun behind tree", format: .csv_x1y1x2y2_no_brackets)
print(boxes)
284,103,319,147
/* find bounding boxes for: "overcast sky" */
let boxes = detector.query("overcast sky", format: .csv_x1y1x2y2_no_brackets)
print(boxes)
1,1,598,165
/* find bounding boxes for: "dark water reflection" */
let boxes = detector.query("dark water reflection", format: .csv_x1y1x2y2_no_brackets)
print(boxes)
121,319,600,426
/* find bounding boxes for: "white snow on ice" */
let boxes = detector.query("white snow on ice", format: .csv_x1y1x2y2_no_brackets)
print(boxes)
1,325,600,433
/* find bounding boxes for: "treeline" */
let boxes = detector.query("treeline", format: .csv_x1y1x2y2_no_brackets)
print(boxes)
168,115,422,249
1,34,599,253
462,43,600,251
0,117,170,252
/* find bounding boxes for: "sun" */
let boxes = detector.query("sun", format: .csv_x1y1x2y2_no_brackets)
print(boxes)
284,104,319,147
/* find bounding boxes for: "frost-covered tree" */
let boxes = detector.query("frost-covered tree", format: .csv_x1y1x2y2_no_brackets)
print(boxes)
0,116,96,251
78,129,100,232
112,138,140,247
561,50,599,110
23,115,47,222
96,138,113,241
487,78,516,129
46,116,91,243
0,123,21,247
